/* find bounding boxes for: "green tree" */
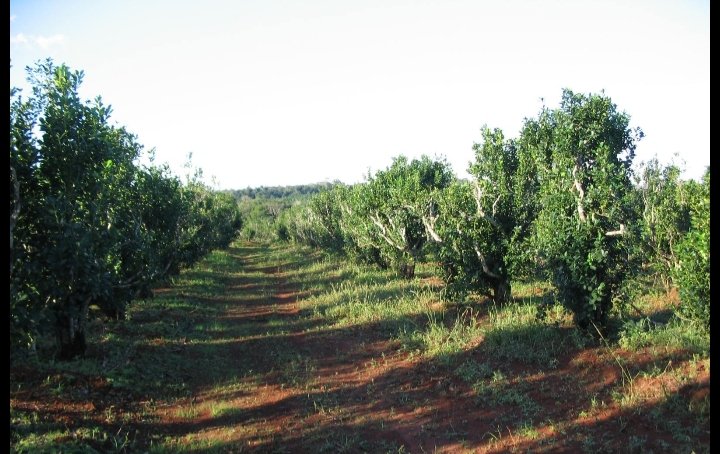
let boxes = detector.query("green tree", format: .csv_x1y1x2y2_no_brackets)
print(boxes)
633,157,693,292
528,89,643,329
346,156,454,278
10,60,243,358
672,170,710,329
10,61,145,357
280,184,348,253
432,127,537,302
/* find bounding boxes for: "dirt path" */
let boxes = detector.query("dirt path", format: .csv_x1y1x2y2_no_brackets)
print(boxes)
149,244,708,453
10,242,710,453
154,244,439,451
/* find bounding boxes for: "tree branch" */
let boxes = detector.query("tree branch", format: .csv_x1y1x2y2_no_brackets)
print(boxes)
422,215,443,242
369,212,388,236
474,245,501,279
605,223,626,237
473,181,503,230
571,164,587,222
491,194,501,218
369,212,404,251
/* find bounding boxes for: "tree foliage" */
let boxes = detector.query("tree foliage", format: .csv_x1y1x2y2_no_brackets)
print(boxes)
244,88,709,338
279,184,348,253
10,60,243,358
351,156,453,277
672,170,710,328
433,127,537,302
633,157,694,291
527,89,643,328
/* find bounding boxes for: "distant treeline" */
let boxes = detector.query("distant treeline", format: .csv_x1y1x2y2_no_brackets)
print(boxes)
227,182,343,200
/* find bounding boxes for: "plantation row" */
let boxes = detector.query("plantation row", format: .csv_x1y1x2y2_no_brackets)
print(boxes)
10,61,243,359
10,60,709,362
277,89,709,334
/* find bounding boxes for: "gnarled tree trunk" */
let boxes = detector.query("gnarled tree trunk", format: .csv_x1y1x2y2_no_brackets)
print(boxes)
55,298,90,360
492,277,511,304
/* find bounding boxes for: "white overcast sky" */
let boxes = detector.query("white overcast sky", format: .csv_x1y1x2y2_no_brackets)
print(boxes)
10,0,709,189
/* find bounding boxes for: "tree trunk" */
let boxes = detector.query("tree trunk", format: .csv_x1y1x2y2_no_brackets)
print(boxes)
397,262,416,279
56,315,87,360
493,278,511,304
55,299,90,360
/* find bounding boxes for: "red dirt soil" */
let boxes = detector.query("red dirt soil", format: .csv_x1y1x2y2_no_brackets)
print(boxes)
10,245,710,453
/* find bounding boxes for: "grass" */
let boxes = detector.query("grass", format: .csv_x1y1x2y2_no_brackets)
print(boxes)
9,240,710,453
618,316,710,354
398,308,483,365
479,299,590,366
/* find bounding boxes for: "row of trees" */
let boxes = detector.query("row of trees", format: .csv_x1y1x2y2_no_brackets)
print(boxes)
280,90,709,332
10,60,243,359
229,181,340,201
231,185,340,242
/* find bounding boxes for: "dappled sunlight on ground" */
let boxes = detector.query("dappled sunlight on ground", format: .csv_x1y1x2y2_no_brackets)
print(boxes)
10,242,710,453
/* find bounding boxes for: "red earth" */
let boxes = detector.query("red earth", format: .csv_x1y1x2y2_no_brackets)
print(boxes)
10,244,710,453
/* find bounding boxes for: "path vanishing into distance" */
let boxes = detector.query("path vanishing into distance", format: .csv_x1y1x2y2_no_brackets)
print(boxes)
148,242,459,452
10,242,710,453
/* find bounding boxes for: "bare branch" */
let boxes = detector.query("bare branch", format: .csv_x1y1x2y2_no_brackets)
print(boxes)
454,220,464,236
369,212,404,251
605,223,626,237
474,245,501,279
491,194,501,218
473,181,503,230
387,214,398,233
340,202,353,216
422,215,443,242
369,212,387,236
473,180,484,215
402,204,419,214
571,164,587,222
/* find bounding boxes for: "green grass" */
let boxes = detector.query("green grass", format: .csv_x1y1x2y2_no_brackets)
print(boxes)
618,317,710,354
398,308,483,365
10,240,710,453
481,301,589,367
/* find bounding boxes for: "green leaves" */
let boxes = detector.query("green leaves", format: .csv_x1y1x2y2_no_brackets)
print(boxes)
283,156,454,278
10,60,244,358
672,170,710,328
634,157,695,292
527,89,641,328
432,125,531,302
271,88,708,338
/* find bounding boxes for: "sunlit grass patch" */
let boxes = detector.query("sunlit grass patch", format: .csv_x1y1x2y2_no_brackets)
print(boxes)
206,400,245,418
199,249,242,272
174,405,200,420
11,429,87,453
517,420,542,440
618,317,710,355
317,284,432,325
399,309,483,365
174,276,224,295
10,420,137,453
148,434,232,454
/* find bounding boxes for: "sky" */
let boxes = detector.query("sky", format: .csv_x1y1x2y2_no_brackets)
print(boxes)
10,0,709,190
